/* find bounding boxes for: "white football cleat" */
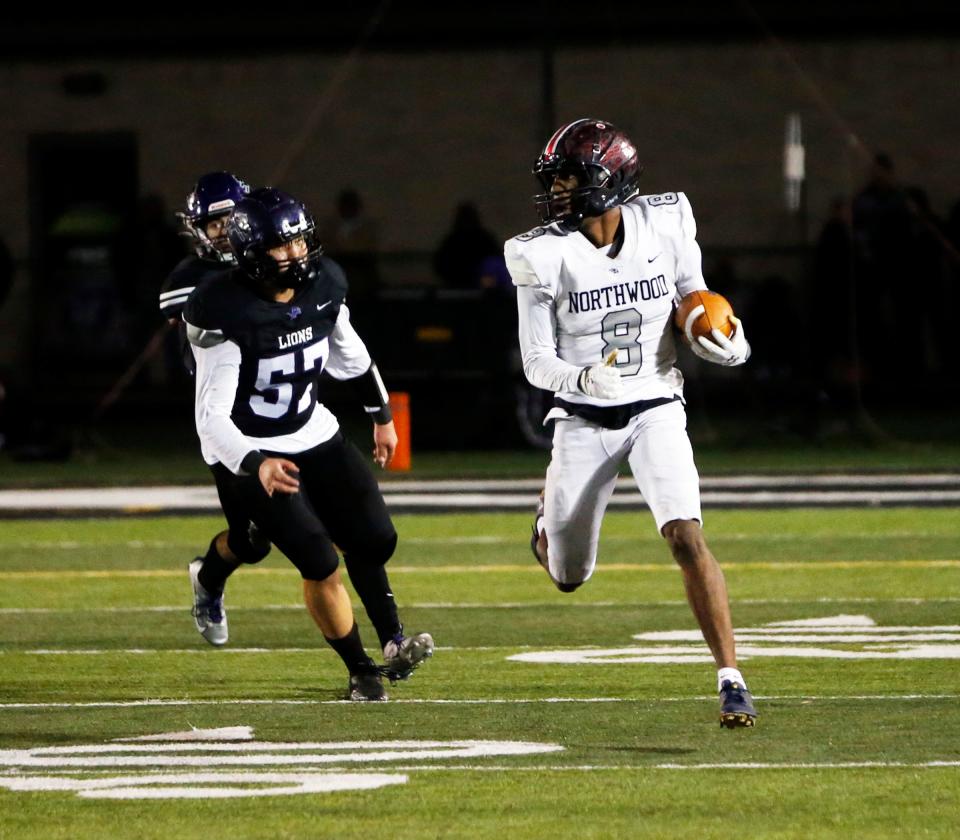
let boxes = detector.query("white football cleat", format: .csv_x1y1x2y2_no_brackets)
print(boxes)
189,558,228,647
381,632,434,683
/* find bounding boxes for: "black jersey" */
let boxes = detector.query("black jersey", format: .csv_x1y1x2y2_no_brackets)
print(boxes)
159,255,228,321
160,256,230,374
184,256,349,440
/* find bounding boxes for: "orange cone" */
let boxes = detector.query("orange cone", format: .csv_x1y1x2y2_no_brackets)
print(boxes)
388,392,411,472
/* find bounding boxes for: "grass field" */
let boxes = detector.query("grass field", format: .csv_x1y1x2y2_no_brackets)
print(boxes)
1,509,959,839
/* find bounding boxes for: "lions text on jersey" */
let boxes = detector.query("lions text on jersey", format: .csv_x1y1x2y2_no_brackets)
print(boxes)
506,192,708,406
183,256,373,474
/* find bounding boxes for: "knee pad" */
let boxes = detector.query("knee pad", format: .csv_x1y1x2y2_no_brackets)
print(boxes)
344,529,397,569
227,523,272,565
292,540,341,582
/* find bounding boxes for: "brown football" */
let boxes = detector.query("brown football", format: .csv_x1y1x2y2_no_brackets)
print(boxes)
673,290,735,345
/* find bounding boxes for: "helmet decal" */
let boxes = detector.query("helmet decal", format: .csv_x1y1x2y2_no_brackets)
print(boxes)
226,188,323,289
179,172,251,263
532,119,642,231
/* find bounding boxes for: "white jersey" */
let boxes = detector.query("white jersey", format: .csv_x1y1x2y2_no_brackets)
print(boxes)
505,192,708,406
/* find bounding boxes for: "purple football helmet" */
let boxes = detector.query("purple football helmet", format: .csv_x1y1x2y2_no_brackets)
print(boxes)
181,171,251,262
227,188,323,286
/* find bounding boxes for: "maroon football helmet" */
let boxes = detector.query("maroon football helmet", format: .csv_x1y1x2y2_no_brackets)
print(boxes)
533,118,642,230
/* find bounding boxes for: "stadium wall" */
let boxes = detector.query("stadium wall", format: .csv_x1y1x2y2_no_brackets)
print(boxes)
0,39,958,368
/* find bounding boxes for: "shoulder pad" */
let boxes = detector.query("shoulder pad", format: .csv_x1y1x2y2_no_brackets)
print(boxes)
514,225,549,243
632,191,696,239
315,255,349,304
182,269,242,333
504,226,564,292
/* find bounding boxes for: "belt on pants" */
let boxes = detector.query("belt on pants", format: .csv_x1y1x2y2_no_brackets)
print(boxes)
553,395,681,431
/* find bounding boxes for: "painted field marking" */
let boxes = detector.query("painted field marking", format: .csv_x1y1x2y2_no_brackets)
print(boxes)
0,772,408,799
1,694,958,711
1,559,958,581
3,596,960,615
15,762,959,775
511,614,960,664
0,728,563,800
2,529,955,551
274,762,960,771
294,762,960,772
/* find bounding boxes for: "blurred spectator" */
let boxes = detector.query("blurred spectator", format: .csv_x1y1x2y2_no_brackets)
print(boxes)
433,202,501,289
320,188,379,299
851,153,912,385
809,196,858,432
903,187,946,375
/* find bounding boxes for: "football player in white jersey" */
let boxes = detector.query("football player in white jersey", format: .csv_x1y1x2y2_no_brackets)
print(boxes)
505,118,756,727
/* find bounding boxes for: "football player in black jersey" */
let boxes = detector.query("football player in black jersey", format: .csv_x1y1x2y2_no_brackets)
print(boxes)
183,188,432,701
159,172,276,647
160,171,252,361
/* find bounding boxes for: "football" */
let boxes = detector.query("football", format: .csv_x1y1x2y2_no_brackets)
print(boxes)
673,290,735,345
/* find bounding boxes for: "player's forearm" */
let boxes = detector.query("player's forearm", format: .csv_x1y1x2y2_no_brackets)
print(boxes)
520,347,581,394
516,285,581,393
191,339,256,475
195,408,258,476
349,362,392,425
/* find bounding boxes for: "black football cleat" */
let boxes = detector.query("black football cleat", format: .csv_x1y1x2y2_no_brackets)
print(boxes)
719,680,757,728
348,670,388,702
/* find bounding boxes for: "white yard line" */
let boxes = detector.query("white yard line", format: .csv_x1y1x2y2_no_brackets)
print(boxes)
15,762,960,774
1,694,958,710
0,559,957,580
2,596,959,615
2,596,960,615
0,531,955,549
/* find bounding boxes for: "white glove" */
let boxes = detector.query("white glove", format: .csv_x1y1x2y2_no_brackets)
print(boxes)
577,361,624,400
689,314,751,367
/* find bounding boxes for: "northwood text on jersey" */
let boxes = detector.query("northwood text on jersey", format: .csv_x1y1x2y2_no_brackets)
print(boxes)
278,326,315,349
567,275,670,314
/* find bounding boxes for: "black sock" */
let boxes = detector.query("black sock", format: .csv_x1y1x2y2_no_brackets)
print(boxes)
324,622,377,674
197,536,241,596
343,557,402,649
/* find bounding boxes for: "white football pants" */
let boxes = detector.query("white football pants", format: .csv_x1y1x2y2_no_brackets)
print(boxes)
543,400,702,587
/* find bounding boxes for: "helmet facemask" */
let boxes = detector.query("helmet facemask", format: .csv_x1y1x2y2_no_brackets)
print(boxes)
534,161,618,231
192,211,237,263
180,173,250,262
237,228,323,290
228,189,325,293
532,119,642,231
267,229,324,288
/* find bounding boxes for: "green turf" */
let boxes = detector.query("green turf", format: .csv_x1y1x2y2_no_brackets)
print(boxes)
1,509,959,838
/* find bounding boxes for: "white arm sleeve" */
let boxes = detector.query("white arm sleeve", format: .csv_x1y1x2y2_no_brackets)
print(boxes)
323,303,373,380
193,340,256,475
516,285,582,394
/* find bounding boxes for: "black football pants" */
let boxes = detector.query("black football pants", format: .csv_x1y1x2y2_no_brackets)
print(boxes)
211,432,397,581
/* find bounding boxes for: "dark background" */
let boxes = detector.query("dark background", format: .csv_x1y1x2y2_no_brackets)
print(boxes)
1,2,958,459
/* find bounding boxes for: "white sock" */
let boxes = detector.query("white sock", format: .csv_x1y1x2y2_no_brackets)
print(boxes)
718,667,747,692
